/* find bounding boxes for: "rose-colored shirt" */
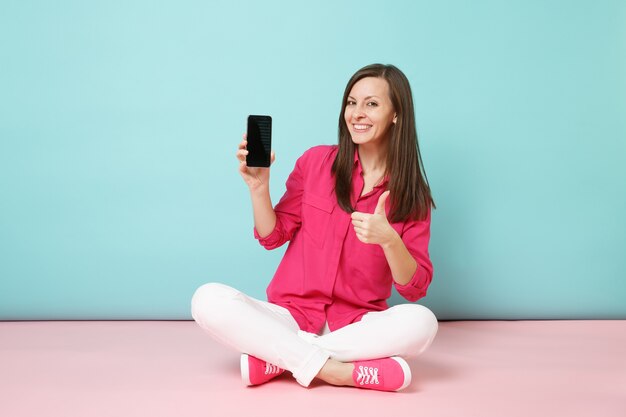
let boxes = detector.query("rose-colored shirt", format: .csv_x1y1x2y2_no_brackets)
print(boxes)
255,145,433,333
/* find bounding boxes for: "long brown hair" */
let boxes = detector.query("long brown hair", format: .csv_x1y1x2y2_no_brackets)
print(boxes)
331,64,435,223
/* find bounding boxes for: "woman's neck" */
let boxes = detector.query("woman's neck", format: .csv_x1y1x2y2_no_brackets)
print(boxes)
357,143,387,175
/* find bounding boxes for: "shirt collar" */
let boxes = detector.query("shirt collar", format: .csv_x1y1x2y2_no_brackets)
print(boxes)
353,147,361,171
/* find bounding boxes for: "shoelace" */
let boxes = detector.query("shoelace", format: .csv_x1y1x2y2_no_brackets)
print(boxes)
264,363,282,375
356,365,380,385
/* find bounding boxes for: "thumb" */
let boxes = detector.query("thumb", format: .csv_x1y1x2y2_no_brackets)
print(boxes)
374,190,390,215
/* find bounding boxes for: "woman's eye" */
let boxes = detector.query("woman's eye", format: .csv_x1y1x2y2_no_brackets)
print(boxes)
346,100,356,106
367,102,378,107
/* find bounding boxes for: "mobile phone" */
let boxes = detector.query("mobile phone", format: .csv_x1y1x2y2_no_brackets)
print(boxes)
246,115,272,167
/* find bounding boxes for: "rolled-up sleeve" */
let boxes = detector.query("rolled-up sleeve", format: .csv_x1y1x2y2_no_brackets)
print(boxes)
254,151,307,250
393,208,434,302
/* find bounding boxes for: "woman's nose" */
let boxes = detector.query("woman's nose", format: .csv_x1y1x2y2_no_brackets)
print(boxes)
351,105,365,120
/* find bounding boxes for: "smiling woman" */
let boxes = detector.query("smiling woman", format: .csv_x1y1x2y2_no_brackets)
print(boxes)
333,64,434,224
345,77,397,146
191,63,438,393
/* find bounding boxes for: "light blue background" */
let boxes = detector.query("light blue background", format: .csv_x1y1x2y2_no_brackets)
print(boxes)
1,1,625,320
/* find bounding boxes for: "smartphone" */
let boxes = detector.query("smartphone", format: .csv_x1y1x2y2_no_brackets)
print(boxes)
246,115,272,167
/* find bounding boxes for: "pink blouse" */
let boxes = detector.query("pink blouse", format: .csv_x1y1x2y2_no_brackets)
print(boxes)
255,145,433,333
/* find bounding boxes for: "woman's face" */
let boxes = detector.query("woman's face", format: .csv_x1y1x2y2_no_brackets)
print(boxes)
344,76,397,147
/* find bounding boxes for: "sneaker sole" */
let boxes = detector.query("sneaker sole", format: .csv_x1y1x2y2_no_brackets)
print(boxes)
390,357,412,391
240,353,252,386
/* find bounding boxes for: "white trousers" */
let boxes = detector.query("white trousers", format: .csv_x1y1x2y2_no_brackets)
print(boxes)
191,282,438,387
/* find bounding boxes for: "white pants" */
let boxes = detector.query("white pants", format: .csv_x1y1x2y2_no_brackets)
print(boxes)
191,282,438,387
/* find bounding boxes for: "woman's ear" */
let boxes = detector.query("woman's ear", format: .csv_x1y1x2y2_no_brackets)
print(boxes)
393,113,397,124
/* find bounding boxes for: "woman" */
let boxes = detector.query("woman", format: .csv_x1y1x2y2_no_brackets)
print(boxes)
192,64,438,392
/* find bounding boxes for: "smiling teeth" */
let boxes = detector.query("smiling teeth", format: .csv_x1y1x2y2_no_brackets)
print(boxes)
354,125,370,130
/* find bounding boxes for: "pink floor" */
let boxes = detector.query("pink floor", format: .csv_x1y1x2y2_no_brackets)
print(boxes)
1,320,624,417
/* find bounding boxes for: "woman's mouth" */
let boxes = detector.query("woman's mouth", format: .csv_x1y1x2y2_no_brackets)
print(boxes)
352,124,372,132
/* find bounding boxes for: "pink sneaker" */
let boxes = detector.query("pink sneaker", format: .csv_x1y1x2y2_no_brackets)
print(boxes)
352,357,412,392
240,354,285,386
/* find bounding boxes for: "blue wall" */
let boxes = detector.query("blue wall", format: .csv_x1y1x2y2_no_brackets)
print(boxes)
1,1,625,320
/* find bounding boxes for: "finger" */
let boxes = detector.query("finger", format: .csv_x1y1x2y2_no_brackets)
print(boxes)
351,211,368,221
352,221,368,233
236,149,249,161
353,221,367,233
238,138,248,150
355,232,368,244
270,151,276,165
374,190,390,215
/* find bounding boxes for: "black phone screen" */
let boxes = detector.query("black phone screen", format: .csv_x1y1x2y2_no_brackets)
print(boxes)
246,115,272,167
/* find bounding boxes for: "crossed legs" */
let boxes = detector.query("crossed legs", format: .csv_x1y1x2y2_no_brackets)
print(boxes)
191,283,438,388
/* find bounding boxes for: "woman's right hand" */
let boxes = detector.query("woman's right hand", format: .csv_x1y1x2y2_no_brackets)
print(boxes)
236,134,276,192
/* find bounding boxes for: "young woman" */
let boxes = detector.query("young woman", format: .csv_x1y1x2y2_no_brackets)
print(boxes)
192,64,438,392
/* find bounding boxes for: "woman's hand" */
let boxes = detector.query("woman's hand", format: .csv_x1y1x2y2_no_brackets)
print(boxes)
236,134,276,192
350,191,398,248
352,190,418,285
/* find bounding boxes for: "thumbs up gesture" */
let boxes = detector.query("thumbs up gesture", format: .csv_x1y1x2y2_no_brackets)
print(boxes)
350,190,396,247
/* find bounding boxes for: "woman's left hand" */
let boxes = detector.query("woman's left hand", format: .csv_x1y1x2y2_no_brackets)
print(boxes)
350,191,397,247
